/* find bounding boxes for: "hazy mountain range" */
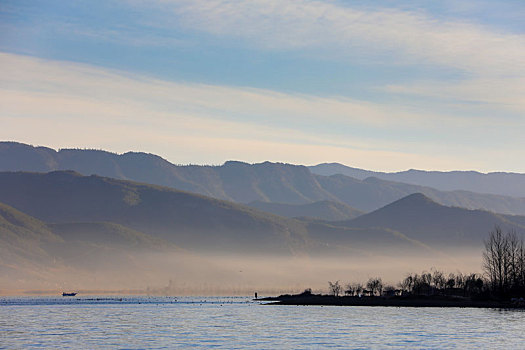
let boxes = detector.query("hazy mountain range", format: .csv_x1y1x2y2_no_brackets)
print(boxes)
246,200,363,221
2,141,525,292
2,142,525,216
2,168,524,292
332,193,525,247
0,171,431,289
0,201,180,289
1,170,523,253
0,171,310,255
310,163,525,198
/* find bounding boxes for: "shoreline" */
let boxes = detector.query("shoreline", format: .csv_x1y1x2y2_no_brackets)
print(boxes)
259,294,523,308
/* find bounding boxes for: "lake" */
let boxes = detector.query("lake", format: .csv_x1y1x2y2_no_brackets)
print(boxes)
1,296,524,349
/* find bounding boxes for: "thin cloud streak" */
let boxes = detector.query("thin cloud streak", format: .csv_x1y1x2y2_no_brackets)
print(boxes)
1,52,523,172
4,1,523,114
0,52,453,132
384,77,525,113
145,0,524,113
166,0,525,76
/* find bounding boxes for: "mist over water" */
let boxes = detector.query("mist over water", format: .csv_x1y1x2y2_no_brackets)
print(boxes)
1,248,483,296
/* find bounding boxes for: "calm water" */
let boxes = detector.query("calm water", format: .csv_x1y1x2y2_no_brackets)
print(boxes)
1,296,524,349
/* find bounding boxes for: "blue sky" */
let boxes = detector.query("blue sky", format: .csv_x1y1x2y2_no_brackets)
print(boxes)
1,0,524,171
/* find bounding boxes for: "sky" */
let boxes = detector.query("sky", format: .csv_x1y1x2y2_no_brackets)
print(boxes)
0,0,524,172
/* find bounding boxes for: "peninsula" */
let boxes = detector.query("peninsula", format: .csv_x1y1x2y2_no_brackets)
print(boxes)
260,292,522,308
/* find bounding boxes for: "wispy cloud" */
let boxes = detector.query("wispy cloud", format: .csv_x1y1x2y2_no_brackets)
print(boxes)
164,0,525,76
0,53,409,129
384,77,525,113
1,52,524,171
91,0,525,120
141,0,524,113
4,1,523,114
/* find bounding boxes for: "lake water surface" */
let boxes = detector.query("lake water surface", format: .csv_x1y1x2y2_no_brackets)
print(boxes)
1,296,524,349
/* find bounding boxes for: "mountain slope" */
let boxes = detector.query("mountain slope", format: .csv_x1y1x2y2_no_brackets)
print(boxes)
309,163,378,180
0,142,335,204
247,200,363,221
315,174,525,215
3,142,525,216
3,179,517,292
0,202,61,269
0,171,442,257
0,201,183,262
0,201,216,292
0,171,312,254
310,162,525,198
49,222,178,252
0,199,442,294
339,193,525,247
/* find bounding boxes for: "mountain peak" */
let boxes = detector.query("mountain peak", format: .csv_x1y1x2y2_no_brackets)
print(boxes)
46,170,83,177
223,160,250,167
347,192,442,226
384,193,437,208
401,192,433,201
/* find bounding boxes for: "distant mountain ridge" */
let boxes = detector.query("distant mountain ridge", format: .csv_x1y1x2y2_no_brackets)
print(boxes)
309,162,525,198
3,171,525,291
0,192,463,293
0,171,439,261
246,200,363,221
0,170,311,254
2,142,525,216
1,170,524,250
0,142,335,204
0,201,183,286
337,193,525,247
314,174,525,215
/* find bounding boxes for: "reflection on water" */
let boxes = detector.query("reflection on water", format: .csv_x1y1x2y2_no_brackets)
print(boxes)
1,296,524,349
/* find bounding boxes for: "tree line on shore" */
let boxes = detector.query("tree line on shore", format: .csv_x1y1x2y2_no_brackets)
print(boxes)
325,226,525,300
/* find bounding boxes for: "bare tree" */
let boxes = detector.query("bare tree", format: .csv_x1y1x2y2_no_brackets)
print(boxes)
445,273,456,290
344,282,364,296
455,272,466,290
344,283,354,296
399,275,413,292
507,230,521,287
431,269,446,290
383,285,396,295
353,283,364,296
483,226,509,294
328,281,342,297
421,272,432,286
483,226,525,297
366,278,383,296
518,239,525,288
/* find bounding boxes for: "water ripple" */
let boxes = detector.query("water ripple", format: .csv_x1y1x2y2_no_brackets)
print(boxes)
0,297,524,349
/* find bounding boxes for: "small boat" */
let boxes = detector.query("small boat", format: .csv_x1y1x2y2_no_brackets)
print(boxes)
62,292,77,297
